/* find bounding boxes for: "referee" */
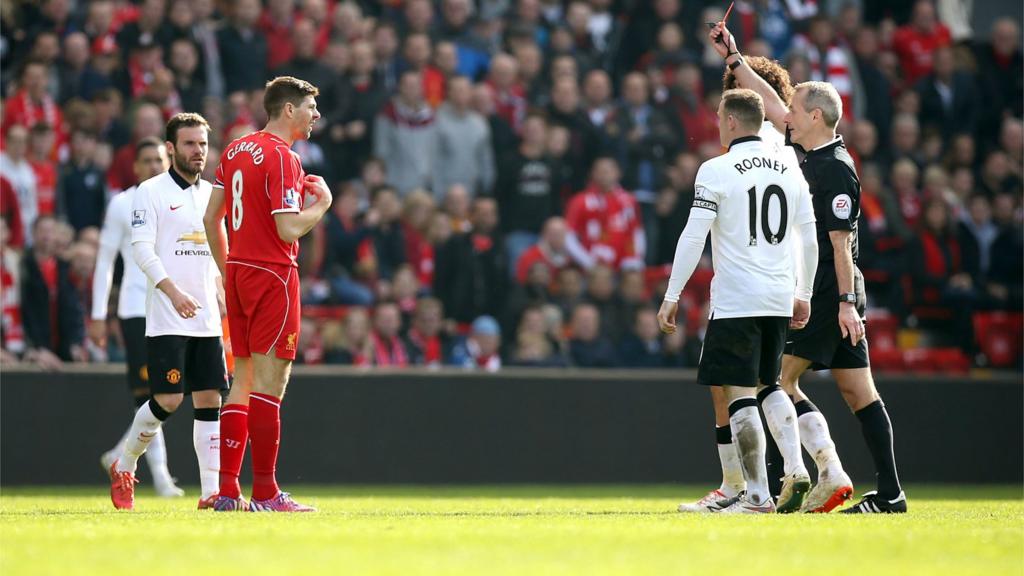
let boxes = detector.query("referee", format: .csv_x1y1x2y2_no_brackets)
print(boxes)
711,23,907,514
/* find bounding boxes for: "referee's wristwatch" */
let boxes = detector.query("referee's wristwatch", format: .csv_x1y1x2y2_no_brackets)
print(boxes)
839,293,857,305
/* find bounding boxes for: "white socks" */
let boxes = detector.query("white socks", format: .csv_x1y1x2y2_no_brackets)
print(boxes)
799,411,843,479
728,399,769,506
760,389,806,476
117,401,164,474
717,438,746,498
193,419,220,499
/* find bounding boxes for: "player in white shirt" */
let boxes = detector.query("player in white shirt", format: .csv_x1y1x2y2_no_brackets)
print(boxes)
657,89,819,513
108,113,226,511
91,137,184,498
678,55,831,513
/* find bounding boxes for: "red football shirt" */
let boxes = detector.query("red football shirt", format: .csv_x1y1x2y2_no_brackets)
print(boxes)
565,185,642,268
215,130,305,267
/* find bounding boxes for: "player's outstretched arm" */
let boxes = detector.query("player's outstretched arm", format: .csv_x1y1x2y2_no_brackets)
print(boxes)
709,23,789,132
204,185,229,279
274,174,334,243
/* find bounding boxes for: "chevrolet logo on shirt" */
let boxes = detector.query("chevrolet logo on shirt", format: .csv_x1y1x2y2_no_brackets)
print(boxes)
175,230,211,256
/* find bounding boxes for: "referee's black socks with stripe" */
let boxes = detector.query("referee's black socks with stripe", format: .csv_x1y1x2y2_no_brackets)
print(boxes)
855,400,903,499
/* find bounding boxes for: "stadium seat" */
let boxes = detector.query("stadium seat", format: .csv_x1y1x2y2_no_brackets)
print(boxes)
972,312,1024,368
902,347,971,374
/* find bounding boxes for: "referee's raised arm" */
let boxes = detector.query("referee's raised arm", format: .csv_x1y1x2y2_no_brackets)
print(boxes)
709,23,790,133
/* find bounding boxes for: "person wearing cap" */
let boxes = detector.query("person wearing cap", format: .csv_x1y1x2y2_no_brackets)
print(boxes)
449,315,502,372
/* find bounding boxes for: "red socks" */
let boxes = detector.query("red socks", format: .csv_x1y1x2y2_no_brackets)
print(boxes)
249,393,282,501
218,404,249,500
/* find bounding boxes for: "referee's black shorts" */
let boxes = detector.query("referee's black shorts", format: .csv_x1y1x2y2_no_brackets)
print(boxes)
147,335,229,396
119,317,149,396
784,263,870,371
698,315,790,387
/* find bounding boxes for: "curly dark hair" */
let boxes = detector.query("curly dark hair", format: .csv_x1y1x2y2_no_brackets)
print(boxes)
722,56,795,106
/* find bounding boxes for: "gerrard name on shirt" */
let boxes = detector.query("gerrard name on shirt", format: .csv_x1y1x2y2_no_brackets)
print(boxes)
226,140,265,165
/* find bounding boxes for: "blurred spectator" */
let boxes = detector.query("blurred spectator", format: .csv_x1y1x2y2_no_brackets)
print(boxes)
400,189,438,287
58,129,107,233
369,302,409,367
321,185,375,306
958,195,999,296
498,113,559,271
432,76,495,197
91,89,130,151
443,184,472,232
891,0,951,86
584,264,622,341
551,266,584,318
20,215,85,364
546,76,599,189
58,32,92,105
565,157,645,270
487,53,526,133
915,46,979,140
609,72,679,203
852,27,893,147
28,123,57,217
1,218,25,358
401,33,445,108
793,16,855,117
107,102,163,191
0,179,26,249
669,62,717,153
324,308,371,365
978,151,1023,198
890,158,923,230
260,0,297,70
115,0,173,57
515,216,570,285
328,41,388,181
168,38,205,113
434,196,503,324
391,264,421,322
217,0,267,94
374,70,437,195
987,193,1024,311
471,82,517,167
567,302,617,367
619,307,664,368
1,125,38,243
403,297,450,367
449,314,502,371
274,18,334,107
974,18,1023,144
373,23,401,92
4,60,65,147
370,186,407,282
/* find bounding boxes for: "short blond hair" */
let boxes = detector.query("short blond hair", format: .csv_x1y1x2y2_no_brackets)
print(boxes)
721,88,765,131
795,81,842,129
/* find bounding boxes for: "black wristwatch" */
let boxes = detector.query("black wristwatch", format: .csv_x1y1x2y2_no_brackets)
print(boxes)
839,293,857,304
727,56,744,70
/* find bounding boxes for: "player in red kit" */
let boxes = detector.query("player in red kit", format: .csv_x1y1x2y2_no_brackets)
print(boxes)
203,76,332,512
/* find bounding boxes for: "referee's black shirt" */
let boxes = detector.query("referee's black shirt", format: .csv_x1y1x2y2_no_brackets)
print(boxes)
787,131,861,263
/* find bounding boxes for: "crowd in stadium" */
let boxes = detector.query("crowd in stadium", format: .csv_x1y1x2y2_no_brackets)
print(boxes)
0,0,1021,371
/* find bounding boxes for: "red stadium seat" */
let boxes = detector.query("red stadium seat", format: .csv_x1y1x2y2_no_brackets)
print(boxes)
972,312,1024,368
902,347,970,374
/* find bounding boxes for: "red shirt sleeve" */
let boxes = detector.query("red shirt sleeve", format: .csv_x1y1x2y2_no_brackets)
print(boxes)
213,160,225,188
267,146,304,214
0,178,24,249
565,195,585,236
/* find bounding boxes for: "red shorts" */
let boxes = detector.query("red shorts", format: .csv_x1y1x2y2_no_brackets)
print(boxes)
225,260,301,361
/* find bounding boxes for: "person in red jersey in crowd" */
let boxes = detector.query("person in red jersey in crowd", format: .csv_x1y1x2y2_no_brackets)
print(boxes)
891,0,951,86
565,156,645,271
204,76,332,512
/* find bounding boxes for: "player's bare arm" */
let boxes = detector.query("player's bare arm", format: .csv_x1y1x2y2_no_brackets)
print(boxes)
203,185,229,279
709,24,789,132
273,174,333,243
830,229,862,345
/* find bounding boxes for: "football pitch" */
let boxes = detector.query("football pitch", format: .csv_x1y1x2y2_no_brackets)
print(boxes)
1,485,1021,576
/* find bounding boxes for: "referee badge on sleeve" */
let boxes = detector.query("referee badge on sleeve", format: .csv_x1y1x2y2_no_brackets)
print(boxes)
132,210,146,227
832,194,852,219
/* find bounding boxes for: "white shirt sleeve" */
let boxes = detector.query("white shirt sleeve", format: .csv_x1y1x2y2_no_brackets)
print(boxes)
90,195,126,320
794,220,818,302
130,183,169,287
796,178,816,226
689,163,723,221
663,216,713,303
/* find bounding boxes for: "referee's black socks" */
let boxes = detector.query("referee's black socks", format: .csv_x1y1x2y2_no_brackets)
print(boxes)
855,400,903,499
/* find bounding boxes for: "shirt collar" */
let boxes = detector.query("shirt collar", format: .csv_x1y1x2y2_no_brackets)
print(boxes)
168,166,195,190
807,135,844,154
728,135,761,151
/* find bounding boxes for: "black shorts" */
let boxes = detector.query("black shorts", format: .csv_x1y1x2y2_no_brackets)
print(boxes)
784,263,870,371
120,317,149,395
147,335,229,396
697,316,789,387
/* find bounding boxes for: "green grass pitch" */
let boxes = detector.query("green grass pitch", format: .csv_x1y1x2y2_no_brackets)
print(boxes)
1,485,1022,575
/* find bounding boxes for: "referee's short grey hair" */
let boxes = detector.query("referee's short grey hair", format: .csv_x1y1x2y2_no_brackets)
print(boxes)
795,81,843,129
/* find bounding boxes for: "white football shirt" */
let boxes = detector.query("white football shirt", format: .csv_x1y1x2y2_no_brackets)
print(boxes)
759,120,800,168
691,136,815,318
92,187,148,320
131,171,221,337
